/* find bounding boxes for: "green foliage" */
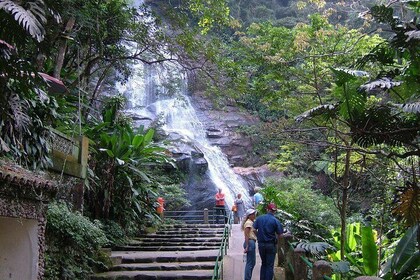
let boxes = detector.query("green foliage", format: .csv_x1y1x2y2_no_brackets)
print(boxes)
157,183,191,211
261,177,340,239
0,0,61,169
0,57,59,169
188,0,230,34
329,222,379,277
100,220,127,247
83,96,176,236
381,224,420,280
45,202,109,280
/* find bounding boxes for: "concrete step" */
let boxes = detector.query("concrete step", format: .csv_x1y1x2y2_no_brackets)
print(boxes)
160,224,226,229
92,223,225,280
114,245,220,251
112,249,220,263
125,240,221,247
131,237,222,243
111,261,216,271
143,231,224,237
91,269,215,280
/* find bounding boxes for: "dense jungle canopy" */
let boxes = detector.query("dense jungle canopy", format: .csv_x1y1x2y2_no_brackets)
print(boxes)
0,0,419,279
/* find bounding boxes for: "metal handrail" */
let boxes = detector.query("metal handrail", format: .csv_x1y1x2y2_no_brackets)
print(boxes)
211,211,233,280
164,209,229,224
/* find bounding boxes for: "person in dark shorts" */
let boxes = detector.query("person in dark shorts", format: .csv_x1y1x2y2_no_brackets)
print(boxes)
253,203,284,280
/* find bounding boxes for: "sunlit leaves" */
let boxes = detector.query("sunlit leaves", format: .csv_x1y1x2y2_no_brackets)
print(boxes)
188,0,230,34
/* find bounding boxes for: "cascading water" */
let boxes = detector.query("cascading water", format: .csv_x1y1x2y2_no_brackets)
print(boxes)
120,64,252,209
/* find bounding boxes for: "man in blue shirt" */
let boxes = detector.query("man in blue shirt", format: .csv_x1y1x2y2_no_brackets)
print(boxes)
253,188,263,208
253,203,284,280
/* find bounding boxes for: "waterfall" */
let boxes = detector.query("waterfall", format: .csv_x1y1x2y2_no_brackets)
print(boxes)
119,64,252,209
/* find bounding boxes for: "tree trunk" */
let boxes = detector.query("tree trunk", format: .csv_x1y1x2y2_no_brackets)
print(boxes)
54,17,76,78
340,148,351,260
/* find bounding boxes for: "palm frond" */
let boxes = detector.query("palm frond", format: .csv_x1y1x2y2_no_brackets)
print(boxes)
392,181,420,226
330,67,369,86
391,102,420,114
359,77,402,93
295,241,336,258
0,0,46,42
9,93,31,132
295,104,338,123
350,105,420,147
405,30,420,42
370,5,398,27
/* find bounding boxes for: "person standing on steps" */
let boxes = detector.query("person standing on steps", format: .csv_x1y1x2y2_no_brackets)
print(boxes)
253,187,263,209
253,203,284,280
156,197,165,219
214,188,226,224
234,193,245,223
242,208,257,280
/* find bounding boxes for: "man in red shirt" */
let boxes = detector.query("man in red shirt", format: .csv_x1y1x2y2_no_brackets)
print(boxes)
215,188,227,224
156,197,165,219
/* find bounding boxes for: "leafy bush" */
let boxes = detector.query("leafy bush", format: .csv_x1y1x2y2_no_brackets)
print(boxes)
45,202,110,280
261,177,340,239
101,220,127,247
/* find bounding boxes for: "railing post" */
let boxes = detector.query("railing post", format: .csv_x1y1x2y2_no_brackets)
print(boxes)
312,260,332,280
278,233,292,266
293,247,307,280
204,208,209,224
280,233,294,280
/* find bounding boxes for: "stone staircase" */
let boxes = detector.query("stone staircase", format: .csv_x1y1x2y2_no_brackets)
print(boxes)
91,223,226,280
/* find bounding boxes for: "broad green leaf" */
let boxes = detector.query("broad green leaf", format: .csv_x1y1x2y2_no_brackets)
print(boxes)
128,165,151,183
361,226,378,275
391,224,419,272
143,129,155,145
347,223,360,251
132,134,144,148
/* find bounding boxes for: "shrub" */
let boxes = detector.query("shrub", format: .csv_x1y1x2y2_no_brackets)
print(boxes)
262,177,340,239
44,202,110,280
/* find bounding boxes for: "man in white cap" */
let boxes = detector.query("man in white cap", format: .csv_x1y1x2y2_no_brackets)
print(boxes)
253,203,284,280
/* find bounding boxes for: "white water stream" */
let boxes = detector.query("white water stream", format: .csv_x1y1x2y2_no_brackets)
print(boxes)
119,64,251,209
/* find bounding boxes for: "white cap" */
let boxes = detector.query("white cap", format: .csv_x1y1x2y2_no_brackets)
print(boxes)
245,208,256,216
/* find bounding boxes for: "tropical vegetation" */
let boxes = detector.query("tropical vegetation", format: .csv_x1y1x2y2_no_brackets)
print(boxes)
0,0,419,279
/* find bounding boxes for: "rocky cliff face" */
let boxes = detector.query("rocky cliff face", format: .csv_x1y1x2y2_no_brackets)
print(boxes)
186,92,282,196
190,92,261,167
